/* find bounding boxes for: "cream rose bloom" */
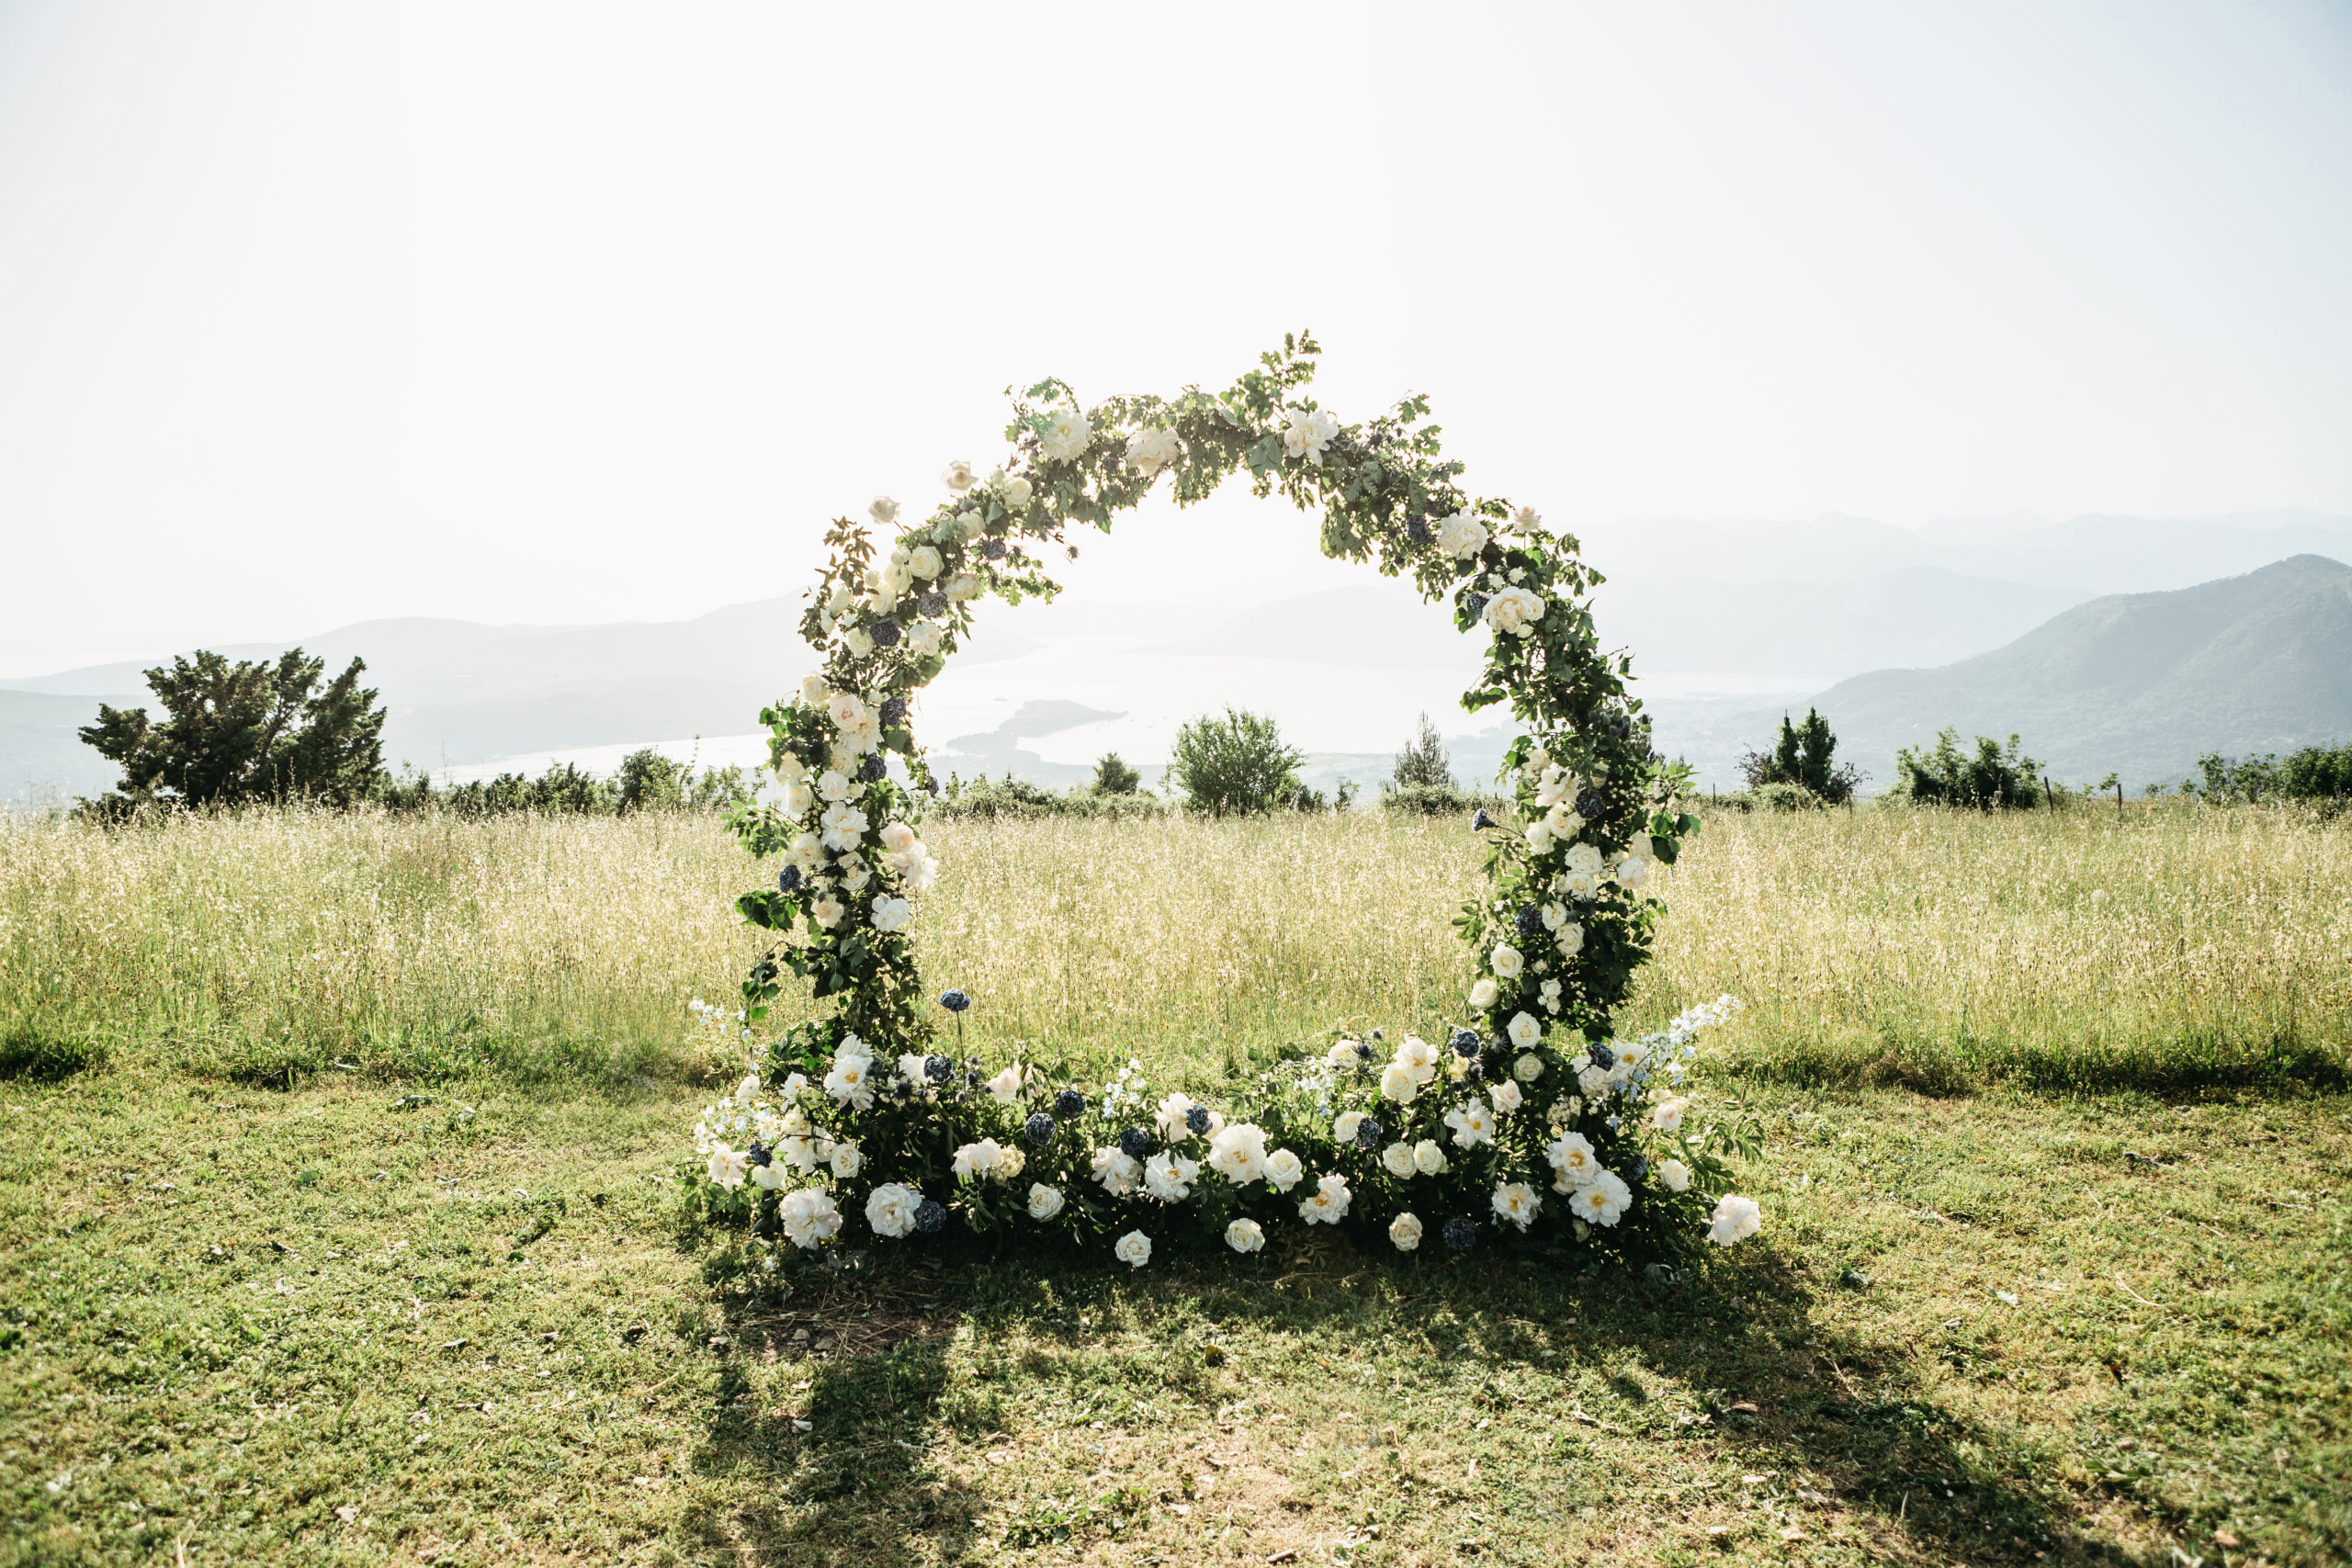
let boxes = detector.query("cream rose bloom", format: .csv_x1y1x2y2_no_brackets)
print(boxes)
868,496,899,525
1412,1139,1447,1176
1514,1053,1544,1082
1556,923,1585,957
941,459,978,492
1038,405,1093,463
1708,1193,1762,1247
1028,1182,1065,1220
908,622,944,657
1226,1218,1265,1253
989,469,1034,509
945,570,982,602
1657,1158,1692,1193
1437,512,1487,558
1468,977,1499,1010
810,894,844,929
1490,942,1524,979
1125,427,1182,476
1566,841,1604,878
707,1145,748,1190
1525,820,1556,854
1381,1142,1416,1179
1264,1148,1306,1191
1280,406,1341,465
870,896,911,933
865,1182,920,1237
1114,1229,1153,1269
1648,1097,1687,1133
1490,1078,1524,1113
1379,1061,1419,1102
1507,1011,1543,1050
1388,1212,1424,1251
1207,1122,1269,1183
1481,585,1545,637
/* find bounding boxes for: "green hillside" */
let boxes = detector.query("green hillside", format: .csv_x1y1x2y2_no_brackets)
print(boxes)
1807,554,2352,787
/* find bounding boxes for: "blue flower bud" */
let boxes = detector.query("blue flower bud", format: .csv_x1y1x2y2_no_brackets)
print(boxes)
879,696,908,725
938,989,971,1013
1513,905,1544,938
1587,1042,1617,1071
923,1055,954,1083
1353,1117,1384,1150
1025,1112,1057,1146
745,1141,772,1168
1450,1029,1480,1056
777,864,802,894
1054,1089,1086,1119
916,591,948,617
1471,809,1494,830
869,620,901,648
1118,1127,1153,1161
857,754,887,783
1185,1105,1211,1136
913,1198,947,1234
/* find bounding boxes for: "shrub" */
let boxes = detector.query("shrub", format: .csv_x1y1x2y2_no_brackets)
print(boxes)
1889,728,2047,809
1387,712,1455,793
933,774,1168,821
1379,784,1510,818
1168,707,1304,817
379,751,751,817
1751,781,1821,813
2196,743,2352,803
1090,752,1144,795
1738,708,1860,806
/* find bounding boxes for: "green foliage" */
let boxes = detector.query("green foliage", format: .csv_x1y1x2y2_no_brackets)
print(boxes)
1751,781,1822,813
2196,741,2352,803
1090,751,1144,796
1739,707,1860,805
378,750,751,817
1379,783,1510,818
1388,710,1455,793
1168,706,1305,817
1890,728,2049,809
933,773,1168,821
76,648,387,817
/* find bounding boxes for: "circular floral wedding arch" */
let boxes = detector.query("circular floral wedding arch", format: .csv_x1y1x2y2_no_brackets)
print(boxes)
682,334,1761,1269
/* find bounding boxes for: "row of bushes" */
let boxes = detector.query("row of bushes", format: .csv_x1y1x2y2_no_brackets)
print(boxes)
2195,743,2352,804
375,751,753,817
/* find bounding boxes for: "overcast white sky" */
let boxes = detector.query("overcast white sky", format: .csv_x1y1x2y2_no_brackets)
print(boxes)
2,0,2348,675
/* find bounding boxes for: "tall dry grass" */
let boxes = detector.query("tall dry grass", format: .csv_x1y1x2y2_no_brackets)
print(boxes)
2,802,2346,1089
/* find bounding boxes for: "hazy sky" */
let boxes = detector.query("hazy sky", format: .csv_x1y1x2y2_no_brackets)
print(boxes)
3,0,2348,674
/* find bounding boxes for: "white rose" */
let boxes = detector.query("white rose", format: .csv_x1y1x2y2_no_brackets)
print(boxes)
798,673,829,707
986,1066,1023,1104
811,894,844,929
1028,1182,1065,1220
1514,1053,1544,1082
1412,1139,1447,1176
1510,503,1541,531
1617,856,1652,890
1038,405,1093,463
1388,1212,1424,1251
1566,841,1604,877
1264,1148,1305,1191
1226,1218,1265,1254
817,770,851,803
941,459,977,492
1381,1142,1416,1179
990,470,1033,509
1490,943,1523,979
841,626,874,657
1332,1111,1364,1145
1114,1229,1152,1269
1481,585,1545,637
1298,1171,1352,1224
1556,923,1585,957
1657,1158,1691,1193
1708,1193,1762,1247
1325,1040,1363,1068
870,896,911,933
831,1142,863,1179
780,1188,843,1249
1280,406,1341,465
868,496,899,525
1526,820,1556,854
781,780,815,817
907,545,943,581
908,623,943,657
1649,1097,1686,1133
1379,1061,1419,1102
1468,977,1499,1010
880,821,919,855
865,1182,920,1238
945,570,982,602
1437,512,1487,559
1125,427,1182,477
1507,1012,1542,1050
1544,803,1583,838
1091,1146,1142,1196
707,1146,748,1190
1490,1079,1523,1113
1207,1122,1269,1183
951,1138,1002,1181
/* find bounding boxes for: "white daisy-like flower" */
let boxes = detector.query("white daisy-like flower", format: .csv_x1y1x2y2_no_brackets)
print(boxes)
1381,1142,1416,1179
1207,1122,1269,1183
1545,1131,1600,1186
1437,512,1487,558
1379,1061,1419,1103
1507,1011,1543,1050
1657,1158,1692,1192
1490,942,1524,979
942,459,978,492
1412,1139,1447,1176
866,1182,920,1238
1126,427,1182,477
820,802,870,853
822,1055,875,1111
1091,1146,1143,1197
986,1066,1023,1104
1264,1148,1306,1191
1388,1212,1424,1251
1143,1151,1199,1202
707,1146,748,1190
1298,1172,1352,1224
1576,1169,1634,1227
1038,405,1093,463
1280,405,1341,465
951,1139,1002,1182
1028,1182,1065,1220
1444,1101,1496,1149
779,1188,842,1249
1226,1218,1265,1254
1490,1079,1523,1114
1709,1193,1762,1247
1492,1181,1542,1231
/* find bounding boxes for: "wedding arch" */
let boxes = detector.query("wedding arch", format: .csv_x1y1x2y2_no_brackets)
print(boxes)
681,335,1760,1267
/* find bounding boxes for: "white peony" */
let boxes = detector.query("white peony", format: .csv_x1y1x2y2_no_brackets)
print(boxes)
1389,1212,1425,1251
1490,942,1524,979
1648,1097,1687,1133
1226,1217,1265,1254
941,459,978,492
1412,1138,1447,1176
1298,1171,1352,1224
780,1188,842,1249
1395,1035,1440,1082
870,896,911,933
1490,1079,1523,1114
1264,1148,1305,1191
951,1139,1003,1181
1091,1146,1142,1197
1114,1229,1152,1269
1379,1061,1419,1103
1507,1011,1543,1050
820,802,870,852
1468,977,1499,1010
1280,405,1341,465
1207,1122,1269,1183
945,570,982,602
1514,1053,1544,1082
1443,1100,1496,1148
865,1182,920,1238
1577,1063,1610,1099
1708,1193,1762,1247
1437,512,1487,559
1657,1158,1692,1193
1381,1142,1416,1179
1481,585,1545,637
1028,1182,1065,1220
986,1066,1023,1104
707,1146,748,1190
1038,405,1093,463
1125,427,1182,477
1143,1151,1199,1202
1575,1169,1634,1226
1545,1131,1601,1186
1492,1181,1542,1231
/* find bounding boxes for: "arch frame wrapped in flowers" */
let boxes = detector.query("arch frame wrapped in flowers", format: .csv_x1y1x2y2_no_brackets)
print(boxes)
682,333,1763,1269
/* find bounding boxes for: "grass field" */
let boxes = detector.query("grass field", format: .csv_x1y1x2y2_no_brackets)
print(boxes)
3,805,2349,1565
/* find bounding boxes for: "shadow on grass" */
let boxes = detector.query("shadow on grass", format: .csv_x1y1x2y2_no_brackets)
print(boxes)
678,1236,2134,1568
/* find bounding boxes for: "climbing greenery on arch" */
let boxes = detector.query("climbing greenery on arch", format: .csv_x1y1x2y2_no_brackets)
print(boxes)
683,334,1763,1269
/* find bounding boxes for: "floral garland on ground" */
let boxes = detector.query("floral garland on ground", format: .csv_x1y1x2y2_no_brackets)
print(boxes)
680,333,1764,1268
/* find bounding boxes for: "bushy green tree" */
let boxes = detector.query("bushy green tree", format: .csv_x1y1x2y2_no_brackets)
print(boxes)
1388,711,1454,793
78,649,386,816
1740,707,1860,805
1169,706,1304,817
2196,743,2352,803
1091,751,1143,795
1890,728,2047,809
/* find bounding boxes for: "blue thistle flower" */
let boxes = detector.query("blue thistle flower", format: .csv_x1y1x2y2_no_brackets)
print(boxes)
857,754,887,783
1025,1112,1057,1146
979,538,1007,559
1406,517,1432,547
1471,808,1495,830
869,619,901,649
879,696,909,725
913,1198,947,1235
1587,1041,1617,1071
777,864,802,894
1442,1216,1476,1252
1185,1105,1212,1136
1450,1029,1480,1056
1353,1116,1384,1150
938,989,972,1013
1513,905,1544,939
1355,1039,1374,1061
1370,1028,1385,1042
1118,1126,1153,1161
1575,787,1606,821
1054,1089,1086,1119
745,1141,772,1168
923,1055,954,1083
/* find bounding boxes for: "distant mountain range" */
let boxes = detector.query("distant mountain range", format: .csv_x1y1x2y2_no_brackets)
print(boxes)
6,511,2348,803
